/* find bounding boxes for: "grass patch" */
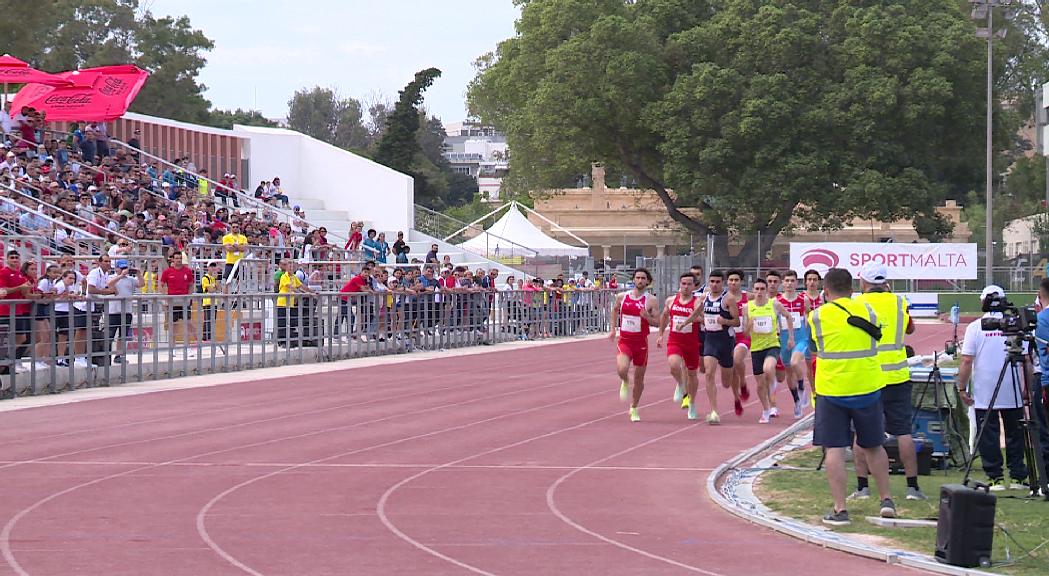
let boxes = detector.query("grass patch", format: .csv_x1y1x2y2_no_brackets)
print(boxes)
756,448,1049,576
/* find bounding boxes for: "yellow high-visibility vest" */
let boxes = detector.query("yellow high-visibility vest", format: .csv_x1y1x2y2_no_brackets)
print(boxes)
808,297,882,398
856,291,910,386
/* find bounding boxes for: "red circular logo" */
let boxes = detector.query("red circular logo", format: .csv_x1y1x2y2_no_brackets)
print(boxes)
800,248,839,272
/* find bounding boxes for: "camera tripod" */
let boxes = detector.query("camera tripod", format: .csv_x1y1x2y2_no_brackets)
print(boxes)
961,335,1049,501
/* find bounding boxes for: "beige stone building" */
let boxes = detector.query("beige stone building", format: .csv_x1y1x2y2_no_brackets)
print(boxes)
529,164,971,265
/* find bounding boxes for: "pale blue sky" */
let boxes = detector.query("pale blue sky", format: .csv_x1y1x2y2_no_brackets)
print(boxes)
146,0,520,123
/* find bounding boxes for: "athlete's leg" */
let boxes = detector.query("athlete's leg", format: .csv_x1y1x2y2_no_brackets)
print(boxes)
703,355,719,412
732,343,747,396
669,354,686,392
685,367,700,411
762,354,779,411
616,351,632,401
632,364,647,408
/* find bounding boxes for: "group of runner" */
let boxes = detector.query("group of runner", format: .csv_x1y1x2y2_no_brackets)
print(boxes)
610,265,826,423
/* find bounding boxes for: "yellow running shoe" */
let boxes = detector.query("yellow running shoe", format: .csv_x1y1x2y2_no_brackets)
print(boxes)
629,406,640,422
681,394,691,410
619,381,629,401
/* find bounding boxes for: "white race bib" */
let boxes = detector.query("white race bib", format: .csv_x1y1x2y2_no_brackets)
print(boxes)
780,311,802,330
621,315,642,333
753,316,774,334
703,314,721,331
673,317,692,334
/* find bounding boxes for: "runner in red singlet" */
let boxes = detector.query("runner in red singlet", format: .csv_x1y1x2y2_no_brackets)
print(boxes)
775,270,810,420
727,269,750,417
609,268,659,422
679,264,706,411
656,273,702,420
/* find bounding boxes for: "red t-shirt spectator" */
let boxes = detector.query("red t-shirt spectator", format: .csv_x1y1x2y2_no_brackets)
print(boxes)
0,266,32,316
161,266,194,295
345,230,362,251
340,274,369,301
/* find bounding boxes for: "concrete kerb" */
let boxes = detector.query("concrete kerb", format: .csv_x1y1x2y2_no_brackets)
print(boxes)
0,333,609,414
705,416,999,576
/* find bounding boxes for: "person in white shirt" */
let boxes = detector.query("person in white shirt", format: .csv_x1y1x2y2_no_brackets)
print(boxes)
957,285,1029,490
106,259,143,363
54,269,90,367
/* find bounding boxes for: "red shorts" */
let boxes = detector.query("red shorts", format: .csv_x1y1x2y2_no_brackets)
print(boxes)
617,337,649,367
776,357,785,371
666,340,700,371
734,332,751,349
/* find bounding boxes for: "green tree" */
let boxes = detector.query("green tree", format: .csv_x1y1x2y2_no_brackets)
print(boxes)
130,14,214,123
287,87,371,152
207,108,278,130
469,0,993,264
374,68,443,207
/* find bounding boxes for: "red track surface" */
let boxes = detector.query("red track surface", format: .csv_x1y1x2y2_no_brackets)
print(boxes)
0,324,952,575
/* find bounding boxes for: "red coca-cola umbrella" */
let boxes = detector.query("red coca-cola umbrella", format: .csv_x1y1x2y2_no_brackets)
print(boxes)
0,54,73,105
11,65,149,121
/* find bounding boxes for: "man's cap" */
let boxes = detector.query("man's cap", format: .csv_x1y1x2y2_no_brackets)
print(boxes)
161,182,171,187
87,185,98,191
115,259,129,268
859,262,888,284
980,284,1005,300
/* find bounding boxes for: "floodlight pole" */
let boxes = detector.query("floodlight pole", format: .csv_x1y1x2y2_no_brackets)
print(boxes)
985,3,994,284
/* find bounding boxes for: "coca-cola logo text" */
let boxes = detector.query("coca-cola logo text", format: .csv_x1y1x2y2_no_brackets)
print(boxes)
0,70,31,78
99,77,126,96
43,93,92,105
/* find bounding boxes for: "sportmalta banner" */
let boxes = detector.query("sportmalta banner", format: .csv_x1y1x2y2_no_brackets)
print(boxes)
789,242,978,280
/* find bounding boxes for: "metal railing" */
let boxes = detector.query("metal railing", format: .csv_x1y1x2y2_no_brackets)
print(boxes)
0,289,616,398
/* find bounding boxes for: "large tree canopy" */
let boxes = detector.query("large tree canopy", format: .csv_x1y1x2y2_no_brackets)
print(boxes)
469,0,992,263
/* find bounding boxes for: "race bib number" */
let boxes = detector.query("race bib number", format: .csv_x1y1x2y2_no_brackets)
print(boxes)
672,317,692,334
780,311,802,330
703,314,721,331
621,315,642,333
753,316,774,334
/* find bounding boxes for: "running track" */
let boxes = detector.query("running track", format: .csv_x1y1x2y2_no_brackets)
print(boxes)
0,324,952,575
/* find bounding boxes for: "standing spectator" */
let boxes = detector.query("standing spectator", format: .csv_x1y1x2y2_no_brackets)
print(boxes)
33,264,60,369
94,122,111,158
425,243,439,264
392,231,407,260
0,251,32,372
339,265,373,339
222,222,248,282
197,168,210,198
199,262,220,342
79,126,96,165
362,229,381,261
127,128,142,160
160,253,195,345
53,269,88,367
276,258,311,346
345,222,363,252
86,254,116,364
375,232,390,264
106,259,142,363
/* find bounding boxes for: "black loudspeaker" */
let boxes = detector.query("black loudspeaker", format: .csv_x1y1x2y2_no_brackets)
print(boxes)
935,484,996,568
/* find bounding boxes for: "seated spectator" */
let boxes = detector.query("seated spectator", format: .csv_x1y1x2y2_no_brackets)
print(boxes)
270,177,290,208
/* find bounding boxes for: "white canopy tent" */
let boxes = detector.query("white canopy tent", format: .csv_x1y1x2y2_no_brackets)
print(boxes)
457,202,589,258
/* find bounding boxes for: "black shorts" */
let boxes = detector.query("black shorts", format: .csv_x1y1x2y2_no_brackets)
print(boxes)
881,381,913,436
55,310,87,332
170,304,188,323
0,316,33,336
34,303,52,321
813,395,885,449
223,263,237,280
107,312,133,338
702,331,734,368
751,347,781,376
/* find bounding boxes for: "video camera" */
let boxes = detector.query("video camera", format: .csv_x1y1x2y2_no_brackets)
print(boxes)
980,294,1036,336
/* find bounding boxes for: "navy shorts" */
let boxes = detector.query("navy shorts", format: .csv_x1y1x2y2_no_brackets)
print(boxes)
813,394,885,449
703,331,734,368
880,381,913,436
750,347,780,376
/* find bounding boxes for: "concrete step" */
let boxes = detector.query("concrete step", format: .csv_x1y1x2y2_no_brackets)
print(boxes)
293,198,326,210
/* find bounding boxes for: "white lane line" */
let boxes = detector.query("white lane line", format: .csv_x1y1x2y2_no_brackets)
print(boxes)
0,460,714,472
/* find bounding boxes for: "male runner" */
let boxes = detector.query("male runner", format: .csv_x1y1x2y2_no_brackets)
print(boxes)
777,270,811,419
765,270,784,417
684,270,739,424
746,278,795,423
727,269,751,415
803,269,825,395
680,264,706,411
657,273,702,420
609,268,660,422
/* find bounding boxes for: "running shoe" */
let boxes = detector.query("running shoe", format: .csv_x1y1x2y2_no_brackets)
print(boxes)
793,401,803,420
879,498,897,519
673,382,685,403
706,410,720,425
988,478,1005,492
847,487,870,500
620,381,629,402
905,487,928,501
629,407,640,422
759,410,771,424
769,406,779,418
687,403,698,421
681,394,691,410
822,510,850,526
734,399,743,417
1009,478,1030,490
740,384,750,402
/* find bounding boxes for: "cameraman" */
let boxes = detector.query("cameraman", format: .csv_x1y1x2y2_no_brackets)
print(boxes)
957,285,1029,490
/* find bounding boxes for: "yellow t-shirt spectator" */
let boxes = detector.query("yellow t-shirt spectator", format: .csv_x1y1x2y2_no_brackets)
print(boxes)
561,284,575,303
222,233,247,265
277,272,302,307
200,274,218,306
198,179,210,197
